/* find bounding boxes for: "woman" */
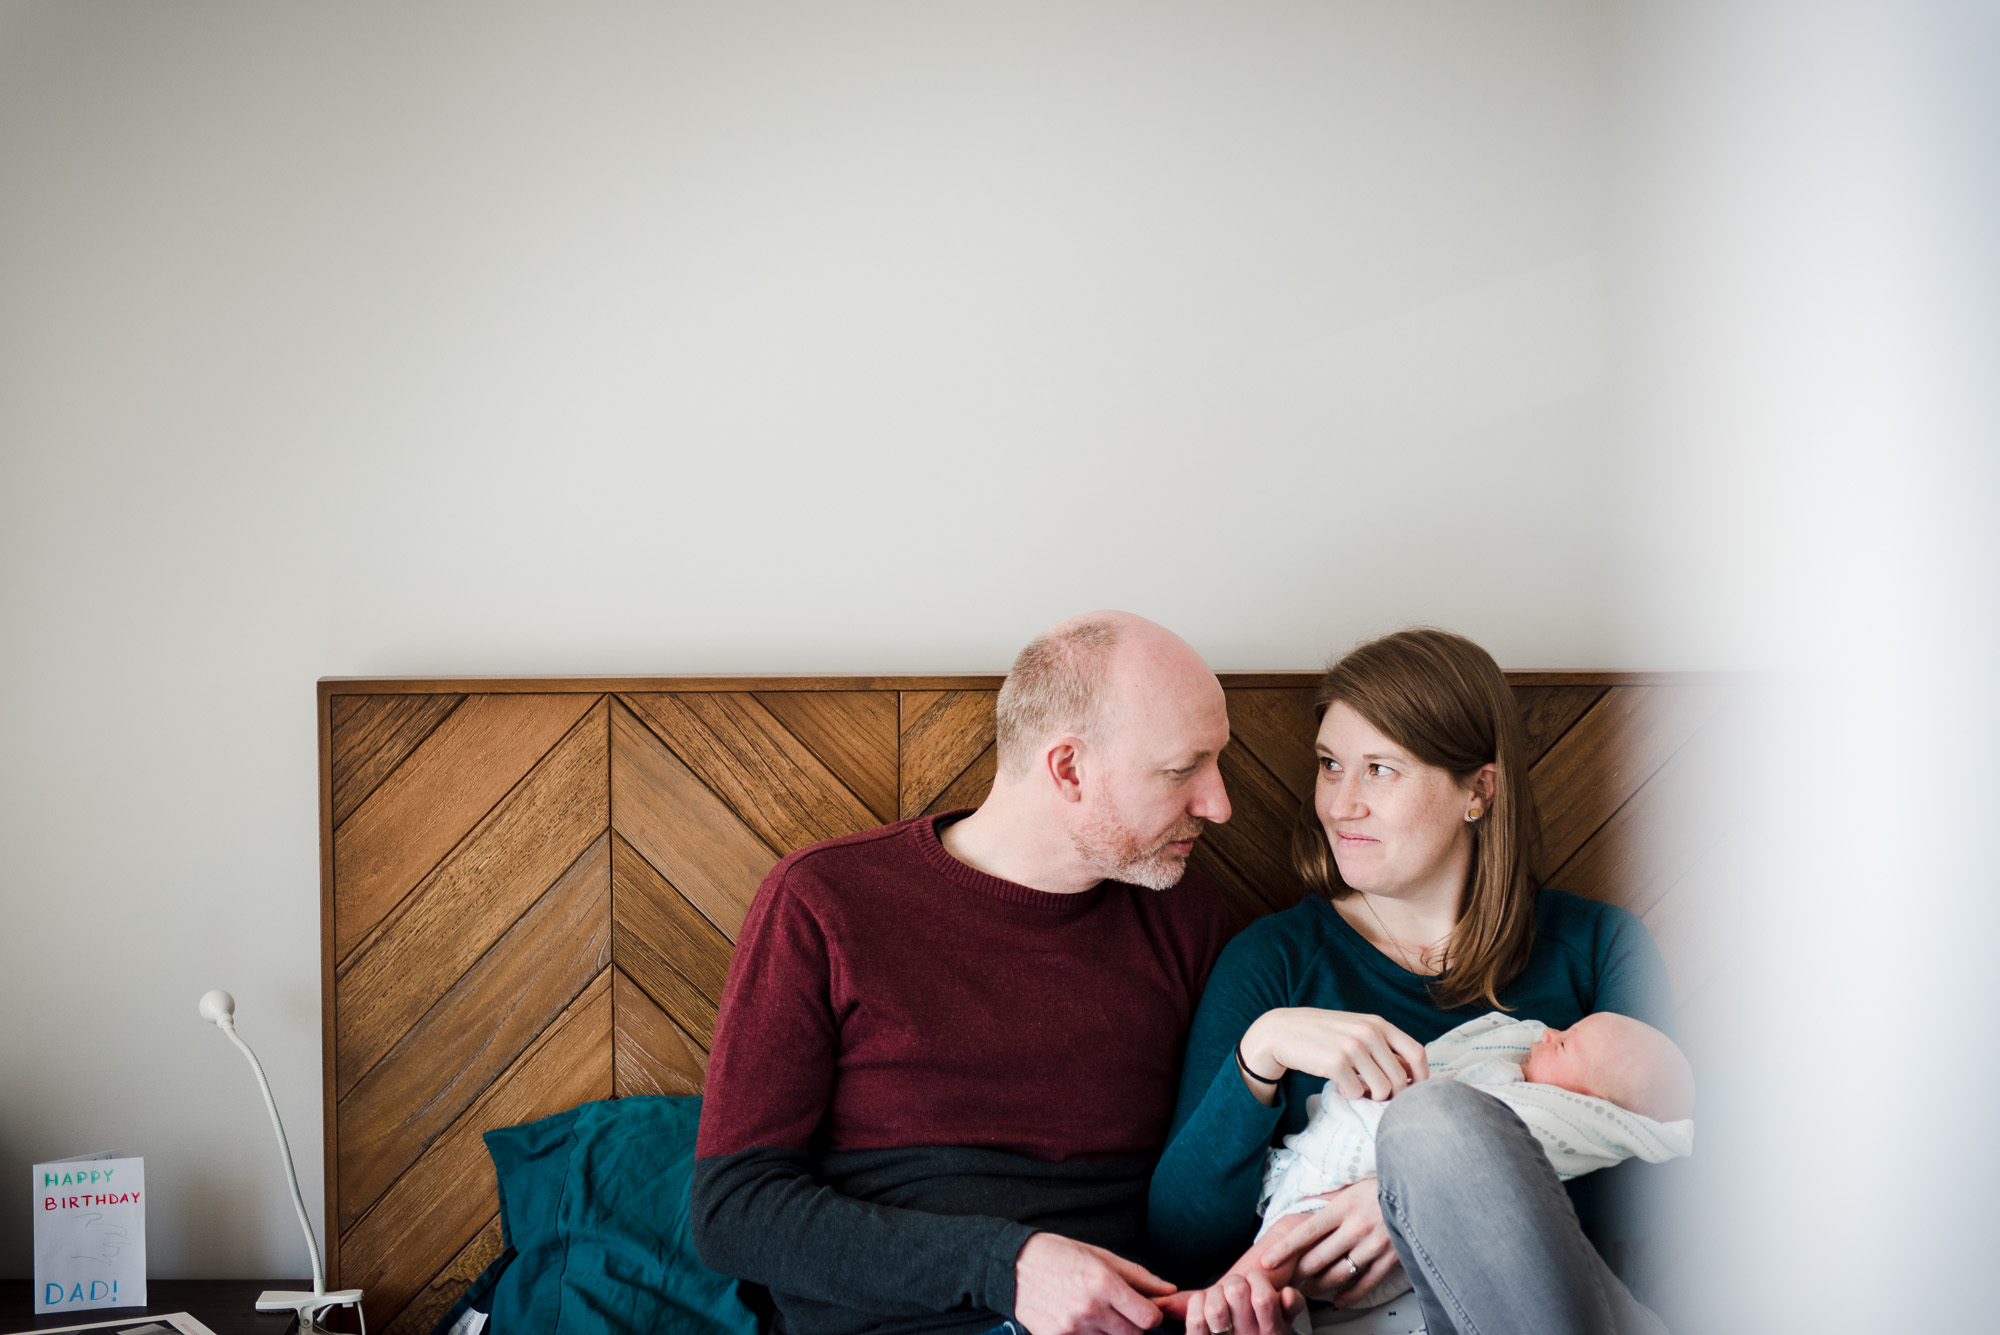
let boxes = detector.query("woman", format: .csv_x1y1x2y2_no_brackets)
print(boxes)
1149,629,1676,1335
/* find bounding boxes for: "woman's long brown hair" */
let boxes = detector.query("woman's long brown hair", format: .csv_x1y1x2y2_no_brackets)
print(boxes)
1289,628,1541,1010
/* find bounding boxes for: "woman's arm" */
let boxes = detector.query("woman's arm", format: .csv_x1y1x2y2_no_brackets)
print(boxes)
1239,1008,1429,1105
1148,921,1430,1284
1147,929,1295,1283
1589,901,1678,1036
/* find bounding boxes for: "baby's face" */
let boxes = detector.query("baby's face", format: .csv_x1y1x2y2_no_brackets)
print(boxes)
1519,1017,1615,1098
1516,1011,1697,1122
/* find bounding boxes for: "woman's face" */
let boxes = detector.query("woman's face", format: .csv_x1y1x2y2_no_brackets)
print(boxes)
1314,701,1486,904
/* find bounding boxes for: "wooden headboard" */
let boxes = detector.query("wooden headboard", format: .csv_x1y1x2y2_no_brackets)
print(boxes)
316,672,1732,1332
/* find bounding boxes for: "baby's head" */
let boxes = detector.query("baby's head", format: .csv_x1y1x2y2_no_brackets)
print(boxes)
1520,1013,1695,1121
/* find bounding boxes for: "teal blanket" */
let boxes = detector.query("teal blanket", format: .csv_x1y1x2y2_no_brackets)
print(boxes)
438,1096,761,1335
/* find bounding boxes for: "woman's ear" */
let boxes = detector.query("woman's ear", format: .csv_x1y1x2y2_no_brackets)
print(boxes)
1473,763,1498,807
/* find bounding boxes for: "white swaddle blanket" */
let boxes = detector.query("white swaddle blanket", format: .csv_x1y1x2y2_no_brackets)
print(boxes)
1256,1012,1694,1321
1259,1012,1695,1235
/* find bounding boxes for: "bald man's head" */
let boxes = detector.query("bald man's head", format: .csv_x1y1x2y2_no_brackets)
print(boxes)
981,611,1231,891
994,611,1213,777
994,614,1122,778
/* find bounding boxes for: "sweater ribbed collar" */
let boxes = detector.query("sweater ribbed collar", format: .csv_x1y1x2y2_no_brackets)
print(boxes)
914,810,1107,915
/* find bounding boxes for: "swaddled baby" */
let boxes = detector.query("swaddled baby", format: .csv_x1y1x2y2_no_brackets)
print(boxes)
1159,1011,1694,1326
1260,1009,1696,1233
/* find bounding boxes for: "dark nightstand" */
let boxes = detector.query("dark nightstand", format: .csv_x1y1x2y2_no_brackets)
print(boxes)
0,1281,314,1335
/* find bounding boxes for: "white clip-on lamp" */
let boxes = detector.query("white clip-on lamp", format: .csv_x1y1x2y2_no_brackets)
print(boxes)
199,990,365,1332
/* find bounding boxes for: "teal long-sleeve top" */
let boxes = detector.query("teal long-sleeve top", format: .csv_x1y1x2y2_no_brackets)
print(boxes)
1147,889,1677,1285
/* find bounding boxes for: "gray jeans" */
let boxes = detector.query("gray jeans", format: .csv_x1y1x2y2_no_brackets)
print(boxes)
1374,1080,1670,1335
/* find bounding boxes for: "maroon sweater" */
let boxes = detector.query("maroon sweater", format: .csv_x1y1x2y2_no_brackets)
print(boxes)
691,812,1229,1335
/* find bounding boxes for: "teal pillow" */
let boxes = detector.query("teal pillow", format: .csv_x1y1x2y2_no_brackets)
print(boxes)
472,1096,761,1335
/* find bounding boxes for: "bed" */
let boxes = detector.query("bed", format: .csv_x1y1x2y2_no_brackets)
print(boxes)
315,671,1734,1332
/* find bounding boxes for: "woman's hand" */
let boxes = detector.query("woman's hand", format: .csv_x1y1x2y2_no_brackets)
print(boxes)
1237,1009,1429,1104
1160,1270,1303,1335
1255,1182,1403,1306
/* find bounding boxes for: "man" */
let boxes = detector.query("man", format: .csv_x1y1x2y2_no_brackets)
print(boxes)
692,612,1238,1335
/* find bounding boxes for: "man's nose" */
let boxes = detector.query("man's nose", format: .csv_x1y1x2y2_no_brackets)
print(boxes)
1191,765,1231,825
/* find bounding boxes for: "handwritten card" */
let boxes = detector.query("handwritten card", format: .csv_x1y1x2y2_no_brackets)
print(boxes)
33,1152,146,1315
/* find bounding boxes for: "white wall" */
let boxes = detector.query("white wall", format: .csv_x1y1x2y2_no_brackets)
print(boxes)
3,0,1619,1282
1609,1,1999,1329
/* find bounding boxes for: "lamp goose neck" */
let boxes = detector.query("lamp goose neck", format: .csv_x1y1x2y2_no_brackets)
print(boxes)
219,1020,326,1298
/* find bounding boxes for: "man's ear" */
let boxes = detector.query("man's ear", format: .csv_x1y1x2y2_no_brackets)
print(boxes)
1046,738,1086,803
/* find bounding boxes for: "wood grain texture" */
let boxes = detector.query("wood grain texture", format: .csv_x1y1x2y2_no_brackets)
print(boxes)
379,1214,503,1335
330,694,464,828
921,742,996,817
1513,685,1609,767
338,971,613,1330
755,690,898,825
1197,746,1310,917
613,968,709,1097
609,698,776,942
1531,686,1727,876
330,693,367,731
334,693,599,961
610,833,731,1048
335,700,609,1096
335,835,610,1230
1224,689,1319,804
899,691,997,817
1549,706,1738,915
622,692,878,855
1187,839,1285,932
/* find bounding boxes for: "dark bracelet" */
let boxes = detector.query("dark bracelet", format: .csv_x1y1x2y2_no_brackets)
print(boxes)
1235,1038,1283,1087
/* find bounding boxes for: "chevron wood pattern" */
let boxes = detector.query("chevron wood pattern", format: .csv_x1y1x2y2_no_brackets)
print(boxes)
320,671,1736,1329
328,692,463,828
333,694,600,963
388,1215,503,1335
898,690,998,817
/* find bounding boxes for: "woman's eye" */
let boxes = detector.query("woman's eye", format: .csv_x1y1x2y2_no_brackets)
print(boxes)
1367,763,1394,777
1319,757,1342,773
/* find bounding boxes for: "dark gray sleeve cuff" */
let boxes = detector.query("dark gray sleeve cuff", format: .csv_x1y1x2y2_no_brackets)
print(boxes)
984,1220,1040,1318
693,1148,1034,1319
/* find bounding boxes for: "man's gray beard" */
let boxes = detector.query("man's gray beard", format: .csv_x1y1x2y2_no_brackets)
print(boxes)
1071,808,1204,891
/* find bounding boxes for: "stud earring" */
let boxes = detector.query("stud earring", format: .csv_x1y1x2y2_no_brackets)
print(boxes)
1466,807,1482,821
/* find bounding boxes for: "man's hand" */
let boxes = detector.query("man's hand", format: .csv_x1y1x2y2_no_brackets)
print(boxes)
1256,1183,1402,1306
1013,1232,1175,1335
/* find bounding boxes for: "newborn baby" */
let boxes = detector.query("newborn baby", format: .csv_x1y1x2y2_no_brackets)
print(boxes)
1160,1011,1694,1325
1261,1009,1696,1230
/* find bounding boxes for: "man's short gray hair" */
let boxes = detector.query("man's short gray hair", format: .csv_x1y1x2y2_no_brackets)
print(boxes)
994,618,1124,777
